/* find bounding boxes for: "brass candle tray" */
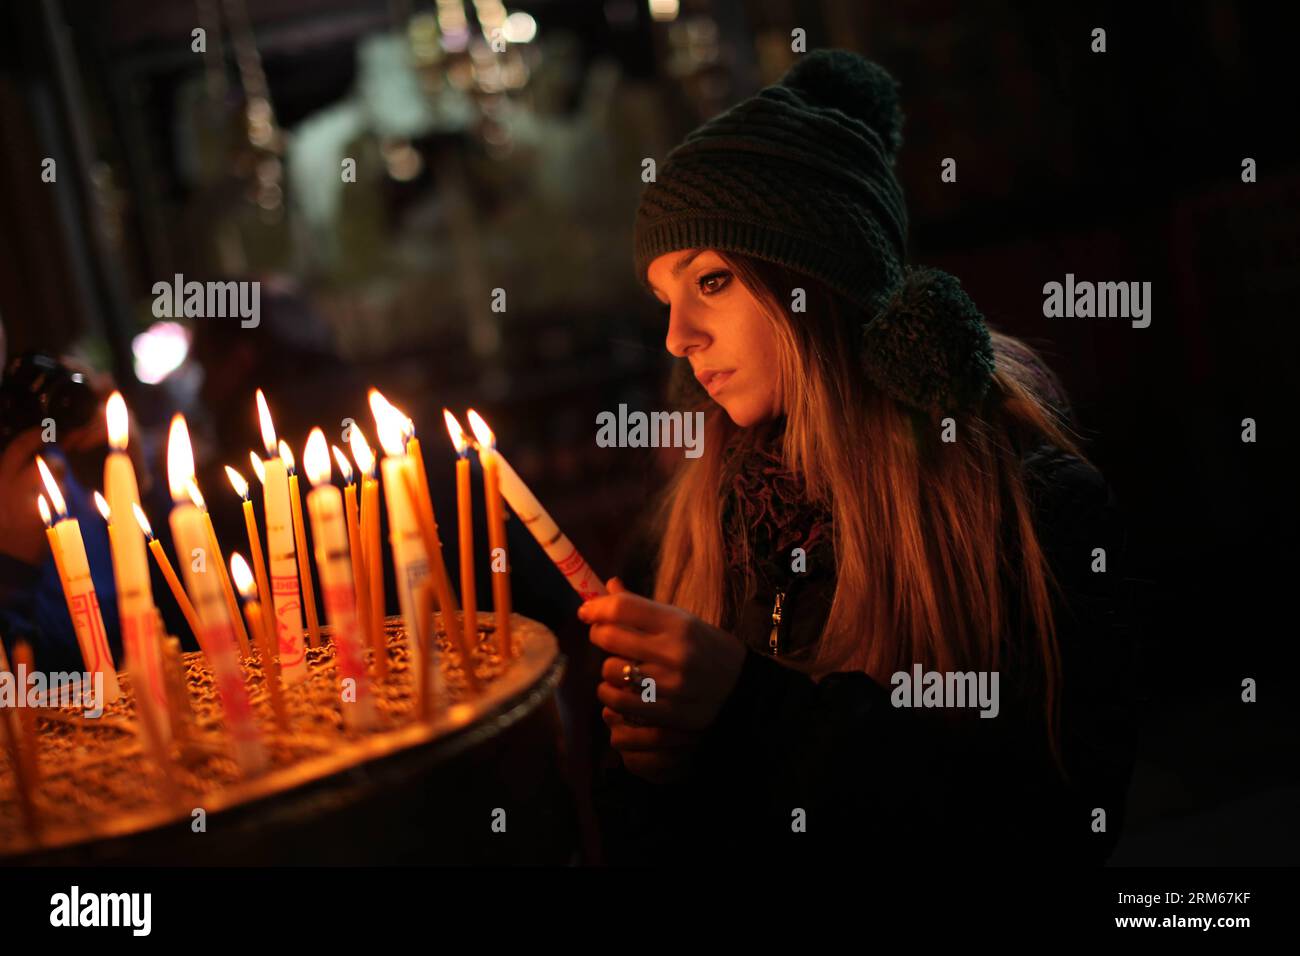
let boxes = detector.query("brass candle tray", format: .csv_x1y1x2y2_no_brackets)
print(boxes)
0,613,562,860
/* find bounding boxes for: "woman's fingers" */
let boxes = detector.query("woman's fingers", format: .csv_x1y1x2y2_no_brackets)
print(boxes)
599,654,668,689
597,680,693,728
587,623,674,667
578,591,669,633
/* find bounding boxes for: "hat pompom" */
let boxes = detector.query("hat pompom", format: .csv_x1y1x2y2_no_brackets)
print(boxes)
781,50,904,160
861,267,995,415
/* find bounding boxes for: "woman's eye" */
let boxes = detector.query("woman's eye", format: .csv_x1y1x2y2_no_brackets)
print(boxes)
697,271,732,295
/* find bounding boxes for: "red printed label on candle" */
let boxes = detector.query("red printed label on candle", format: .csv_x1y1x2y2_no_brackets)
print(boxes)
206,620,257,740
70,591,114,672
123,611,170,730
322,583,365,680
271,574,306,665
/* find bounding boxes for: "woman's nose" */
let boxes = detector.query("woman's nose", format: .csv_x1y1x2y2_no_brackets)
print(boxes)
665,304,709,358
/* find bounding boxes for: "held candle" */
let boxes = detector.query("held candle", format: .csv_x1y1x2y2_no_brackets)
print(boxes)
304,429,376,730
467,410,513,658
103,392,170,736
462,413,607,600
35,459,122,703
256,390,308,685
167,415,266,774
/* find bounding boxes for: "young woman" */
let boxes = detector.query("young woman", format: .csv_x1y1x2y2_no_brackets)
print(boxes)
581,50,1140,863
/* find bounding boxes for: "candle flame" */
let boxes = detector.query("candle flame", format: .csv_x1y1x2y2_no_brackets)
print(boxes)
35,456,67,517
94,490,111,523
369,389,415,446
186,478,206,511
370,391,408,459
225,465,249,500
349,428,375,478
132,501,154,539
331,445,353,484
106,391,129,451
255,389,278,457
304,428,331,487
466,409,495,450
443,409,468,455
166,414,196,502
249,451,266,485
278,439,295,474
230,552,255,599
37,494,51,528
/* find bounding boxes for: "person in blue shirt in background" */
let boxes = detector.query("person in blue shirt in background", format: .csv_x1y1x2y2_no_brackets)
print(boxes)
0,420,123,673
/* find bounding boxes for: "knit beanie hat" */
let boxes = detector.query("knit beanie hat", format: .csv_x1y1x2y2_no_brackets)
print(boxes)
634,50,995,416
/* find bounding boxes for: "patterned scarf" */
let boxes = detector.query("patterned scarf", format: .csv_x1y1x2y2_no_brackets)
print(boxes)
720,420,835,620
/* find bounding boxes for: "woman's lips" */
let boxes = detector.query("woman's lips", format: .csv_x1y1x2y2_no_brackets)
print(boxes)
698,369,735,396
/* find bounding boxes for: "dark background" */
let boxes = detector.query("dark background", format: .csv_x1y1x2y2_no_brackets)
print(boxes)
0,0,1296,864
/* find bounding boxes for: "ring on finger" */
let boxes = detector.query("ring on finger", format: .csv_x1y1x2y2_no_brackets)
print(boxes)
620,661,643,686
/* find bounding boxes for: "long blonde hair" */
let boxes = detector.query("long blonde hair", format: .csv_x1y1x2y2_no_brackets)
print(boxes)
652,251,1087,761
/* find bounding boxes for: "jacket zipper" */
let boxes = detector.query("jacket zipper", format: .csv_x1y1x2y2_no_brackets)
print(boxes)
768,589,785,656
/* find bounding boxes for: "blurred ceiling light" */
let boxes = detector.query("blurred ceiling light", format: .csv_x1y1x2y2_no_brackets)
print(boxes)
408,12,442,64
382,139,423,181
472,0,508,32
502,11,537,44
132,321,191,385
648,0,679,22
437,0,470,51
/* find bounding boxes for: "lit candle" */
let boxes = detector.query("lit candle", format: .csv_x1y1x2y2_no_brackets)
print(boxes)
102,392,170,736
230,553,287,732
370,395,443,701
35,457,121,703
467,410,513,658
371,390,459,618
167,415,266,774
185,479,251,659
304,429,376,730
280,440,322,650
132,502,204,647
332,445,372,655
462,412,607,600
349,429,386,676
224,466,276,662
255,390,308,685
94,493,175,791
443,411,480,673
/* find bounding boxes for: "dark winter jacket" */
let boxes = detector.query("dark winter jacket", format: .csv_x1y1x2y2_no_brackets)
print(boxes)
593,434,1142,865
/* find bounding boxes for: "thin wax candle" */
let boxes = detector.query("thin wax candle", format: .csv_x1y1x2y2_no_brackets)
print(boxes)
304,429,376,730
467,410,513,658
36,458,121,703
103,391,170,736
167,415,266,774
255,391,308,685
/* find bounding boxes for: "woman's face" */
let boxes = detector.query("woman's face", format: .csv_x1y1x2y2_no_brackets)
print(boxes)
646,249,783,427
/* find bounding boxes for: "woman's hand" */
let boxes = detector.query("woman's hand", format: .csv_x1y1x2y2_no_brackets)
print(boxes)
581,580,748,734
